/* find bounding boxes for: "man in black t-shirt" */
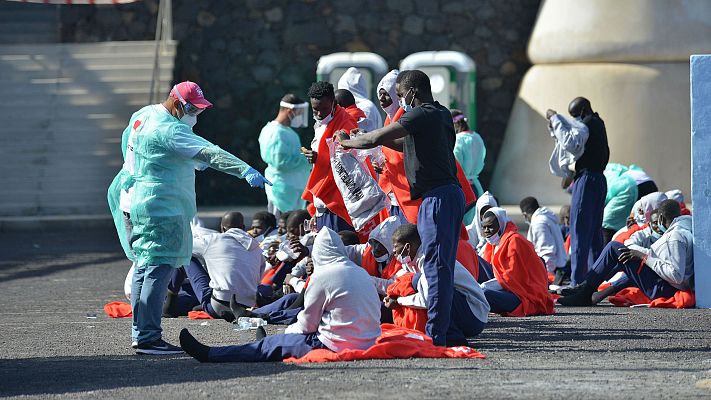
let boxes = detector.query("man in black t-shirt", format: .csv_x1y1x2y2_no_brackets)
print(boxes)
339,70,465,347
546,97,609,287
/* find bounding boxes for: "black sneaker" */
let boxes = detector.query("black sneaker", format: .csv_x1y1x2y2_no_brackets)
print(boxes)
135,339,184,355
557,285,595,307
255,326,267,341
552,268,570,286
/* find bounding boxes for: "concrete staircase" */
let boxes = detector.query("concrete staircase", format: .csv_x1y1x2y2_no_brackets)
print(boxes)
0,41,175,216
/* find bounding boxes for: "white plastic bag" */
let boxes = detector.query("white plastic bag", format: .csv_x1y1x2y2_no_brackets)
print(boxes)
327,138,387,231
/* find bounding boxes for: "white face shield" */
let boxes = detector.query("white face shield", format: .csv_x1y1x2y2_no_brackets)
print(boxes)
280,101,309,128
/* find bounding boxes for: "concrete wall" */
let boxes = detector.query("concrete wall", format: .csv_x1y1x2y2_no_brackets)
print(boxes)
58,0,541,207
492,0,710,205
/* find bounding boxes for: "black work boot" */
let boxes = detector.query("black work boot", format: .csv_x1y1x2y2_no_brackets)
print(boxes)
557,283,595,306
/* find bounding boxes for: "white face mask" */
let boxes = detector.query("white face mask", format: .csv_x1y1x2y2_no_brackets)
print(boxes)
375,253,390,263
396,245,412,268
485,232,501,245
314,104,335,125
181,114,197,129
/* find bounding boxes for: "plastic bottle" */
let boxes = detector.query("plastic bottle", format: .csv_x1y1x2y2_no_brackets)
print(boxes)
234,317,267,331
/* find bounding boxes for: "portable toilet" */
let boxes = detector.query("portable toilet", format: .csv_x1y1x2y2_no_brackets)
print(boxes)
399,51,477,128
316,52,389,108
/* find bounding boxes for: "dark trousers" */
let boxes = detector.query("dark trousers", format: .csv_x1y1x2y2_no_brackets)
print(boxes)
585,241,677,300
476,256,495,284
447,290,487,342
316,208,354,233
167,258,217,317
483,287,522,314
570,170,607,285
252,292,302,325
208,333,326,362
602,228,616,246
417,184,465,346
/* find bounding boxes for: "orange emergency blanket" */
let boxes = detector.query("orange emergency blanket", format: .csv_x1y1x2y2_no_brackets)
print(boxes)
386,272,428,333
104,301,132,318
605,287,696,308
188,311,215,319
283,323,485,363
483,222,555,317
302,105,359,224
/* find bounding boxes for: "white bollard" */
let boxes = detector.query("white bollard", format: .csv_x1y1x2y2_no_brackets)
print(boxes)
691,55,711,308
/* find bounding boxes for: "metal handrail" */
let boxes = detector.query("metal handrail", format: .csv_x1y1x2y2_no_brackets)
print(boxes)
148,0,172,104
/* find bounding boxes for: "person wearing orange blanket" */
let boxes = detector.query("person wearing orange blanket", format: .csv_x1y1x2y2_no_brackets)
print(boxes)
480,207,555,316
300,81,358,233
335,89,368,131
558,200,694,306
339,70,465,346
383,224,489,345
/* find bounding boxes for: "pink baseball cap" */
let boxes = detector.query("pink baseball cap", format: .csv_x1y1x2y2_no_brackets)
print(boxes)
170,81,213,109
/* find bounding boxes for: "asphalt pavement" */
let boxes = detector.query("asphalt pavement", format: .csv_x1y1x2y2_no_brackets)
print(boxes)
1,229,710,399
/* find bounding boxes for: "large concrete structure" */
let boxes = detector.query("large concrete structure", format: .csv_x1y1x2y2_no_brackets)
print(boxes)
492,0,711,204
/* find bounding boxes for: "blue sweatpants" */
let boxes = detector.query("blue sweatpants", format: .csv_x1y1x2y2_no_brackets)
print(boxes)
167,259,218,317
483,287,522,314
417,184,465,346
584,241,677,300
570,170,607,285
252,292,302,325
316,208,354,233
208,333,326,362
447,290,487,342
476,256,495,284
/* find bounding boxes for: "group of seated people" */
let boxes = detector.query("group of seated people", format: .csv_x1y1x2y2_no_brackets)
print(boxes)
119,179,693,363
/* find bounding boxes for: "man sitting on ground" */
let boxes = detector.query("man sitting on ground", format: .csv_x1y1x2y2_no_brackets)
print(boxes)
480,208,555,316
519,196,567,282
558,199,693,306
163,212,265,320
180,227,382,362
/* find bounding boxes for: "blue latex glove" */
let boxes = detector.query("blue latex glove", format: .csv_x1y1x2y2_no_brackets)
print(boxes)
244,167,272,188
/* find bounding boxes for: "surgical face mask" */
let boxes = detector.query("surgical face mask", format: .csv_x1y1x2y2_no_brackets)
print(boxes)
375,253,390,263
180,113,197,129
658,220,668,234
399,89,414,112
649,227,662,240
314,104,335,124
396,245,411,268
485,232,501,245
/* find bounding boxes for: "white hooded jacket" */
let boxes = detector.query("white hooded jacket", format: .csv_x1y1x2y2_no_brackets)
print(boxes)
636,215,694,291
466,191,498,254
527,207,567,273
338,67,383,132
192,228,266,306
285,228,381,352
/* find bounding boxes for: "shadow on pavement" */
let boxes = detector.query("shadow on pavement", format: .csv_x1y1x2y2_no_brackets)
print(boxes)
0,355,299,397
0,254,125,284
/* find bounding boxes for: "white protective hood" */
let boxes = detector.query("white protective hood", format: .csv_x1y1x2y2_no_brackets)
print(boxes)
376,69,400,119
367,215,402,258
633,192,668,223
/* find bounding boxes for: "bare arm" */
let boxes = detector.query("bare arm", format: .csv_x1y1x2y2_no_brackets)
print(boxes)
340,122,409,150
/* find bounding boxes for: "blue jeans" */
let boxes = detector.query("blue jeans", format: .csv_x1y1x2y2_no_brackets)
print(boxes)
477,256,495,284
208,333,326,362
585,241,677,300
570,170,607,285
131,263,173,344
417,184,465,346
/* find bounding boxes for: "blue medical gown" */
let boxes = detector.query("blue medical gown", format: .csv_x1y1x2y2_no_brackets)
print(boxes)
258,121,311,213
